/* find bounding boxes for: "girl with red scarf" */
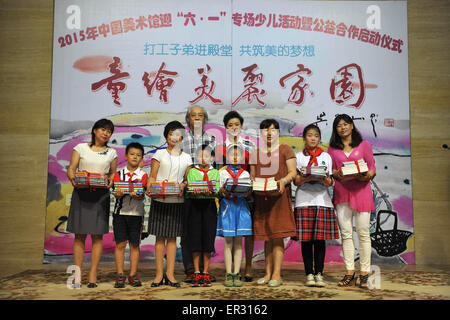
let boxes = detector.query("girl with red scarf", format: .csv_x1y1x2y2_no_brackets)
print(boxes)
217,144,253,287
293,124,339,287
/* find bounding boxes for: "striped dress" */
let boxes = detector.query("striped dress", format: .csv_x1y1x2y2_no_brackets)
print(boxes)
147,149,192,238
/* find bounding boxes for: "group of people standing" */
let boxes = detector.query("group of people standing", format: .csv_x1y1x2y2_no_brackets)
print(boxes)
66,105,376,291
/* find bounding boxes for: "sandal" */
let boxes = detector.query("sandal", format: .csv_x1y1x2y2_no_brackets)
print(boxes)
359,274,370,289
87,282,98,288
338,273,356,287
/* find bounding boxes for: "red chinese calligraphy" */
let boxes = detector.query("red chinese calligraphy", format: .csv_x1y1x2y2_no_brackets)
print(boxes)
324,20,336,34
98,23,110,37
135,16,148,30
142,62,178,103
232,12,243,26
232,64,266,107
279,64,313,106
123,18,136,33
110,20,123,35
183,12,196,26
301,17,313,31
336,22,347,37
330,63,365,109
91,57,130,106
86,26,99,40
189,64,222,104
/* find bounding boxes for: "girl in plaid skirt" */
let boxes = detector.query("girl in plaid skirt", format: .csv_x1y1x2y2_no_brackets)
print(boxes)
293,124,339,287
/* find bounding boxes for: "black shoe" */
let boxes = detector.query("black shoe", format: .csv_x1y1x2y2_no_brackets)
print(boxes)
164,274,181,288
114,274,126,288
151,277,164,287
243,275,254,282
87,282,98,288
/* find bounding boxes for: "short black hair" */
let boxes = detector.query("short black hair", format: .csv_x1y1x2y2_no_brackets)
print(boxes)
163,120,185,140
126,142,144,155
223,110,244,127
260,118,280,130
329,114,363,149
90,118,114,147
303,124,321,139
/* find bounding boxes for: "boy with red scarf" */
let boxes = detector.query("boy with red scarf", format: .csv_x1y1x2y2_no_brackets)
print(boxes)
293,124,339,288
185,144,220,287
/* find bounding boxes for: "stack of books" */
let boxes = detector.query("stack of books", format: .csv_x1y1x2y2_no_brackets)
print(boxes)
186,181,218,198
299,166,328,178
75,171,109,188
148,181,181,197
187,180,217,193
252,177,278,193
341,159,369,176
114,182,144,195
225,177,252,196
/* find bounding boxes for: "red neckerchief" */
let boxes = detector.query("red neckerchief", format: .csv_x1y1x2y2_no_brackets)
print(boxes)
304,147,323,167
126,172,136,195
225,166,244,185
126,172,136,182
197,167,210,182
225,166,244,202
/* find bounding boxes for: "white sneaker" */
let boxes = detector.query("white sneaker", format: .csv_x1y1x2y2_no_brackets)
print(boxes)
314,273,326,287
305,274,315,287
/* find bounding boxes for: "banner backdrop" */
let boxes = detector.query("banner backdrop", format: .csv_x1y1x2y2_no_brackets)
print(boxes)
46,0,414,265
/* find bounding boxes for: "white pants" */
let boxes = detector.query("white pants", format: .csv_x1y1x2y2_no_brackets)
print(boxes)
336,203,371,273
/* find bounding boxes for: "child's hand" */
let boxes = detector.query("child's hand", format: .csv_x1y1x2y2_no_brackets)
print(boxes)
130,192,144,200
219,185,230,199
319,175,333,187
113,189,125,198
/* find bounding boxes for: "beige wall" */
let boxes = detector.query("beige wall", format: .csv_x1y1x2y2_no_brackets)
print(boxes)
0,0,448,277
